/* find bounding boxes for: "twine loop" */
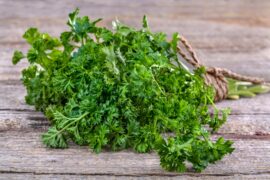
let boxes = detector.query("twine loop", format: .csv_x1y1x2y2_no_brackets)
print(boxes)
177,36,265,101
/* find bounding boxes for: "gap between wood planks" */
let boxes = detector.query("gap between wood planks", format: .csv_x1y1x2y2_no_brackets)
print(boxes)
0,171,270,178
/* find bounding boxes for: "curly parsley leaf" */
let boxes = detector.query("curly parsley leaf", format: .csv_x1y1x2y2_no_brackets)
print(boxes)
12,50,25,65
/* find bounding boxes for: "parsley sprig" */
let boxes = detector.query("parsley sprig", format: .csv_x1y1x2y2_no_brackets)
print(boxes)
12,9,234,172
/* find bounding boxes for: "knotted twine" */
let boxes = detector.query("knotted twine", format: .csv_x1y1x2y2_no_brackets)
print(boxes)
177,36,265,102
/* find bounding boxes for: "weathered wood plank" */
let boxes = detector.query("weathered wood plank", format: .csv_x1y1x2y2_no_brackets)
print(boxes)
1,0,270,39
216,94,270,115
1,173,270,180
0,110,45,131
214,114,270,136
0,46,29,81
0,82,33,111
0,131,269,176
1,110,270,136
1,0,270,81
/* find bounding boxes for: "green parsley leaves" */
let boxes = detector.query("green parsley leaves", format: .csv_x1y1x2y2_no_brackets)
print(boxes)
12,9,234,172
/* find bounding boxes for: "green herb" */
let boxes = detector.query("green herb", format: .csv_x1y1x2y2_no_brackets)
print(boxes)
227,79,270,100
12,9,234,172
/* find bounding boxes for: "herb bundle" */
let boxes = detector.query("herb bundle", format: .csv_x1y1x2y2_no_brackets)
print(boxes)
12,9,234,172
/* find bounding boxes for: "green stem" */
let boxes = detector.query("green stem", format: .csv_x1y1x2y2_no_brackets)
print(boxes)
201,132,213,148
207,95,218,110
48,112,89,138
177,138,193,149
150,67,166,96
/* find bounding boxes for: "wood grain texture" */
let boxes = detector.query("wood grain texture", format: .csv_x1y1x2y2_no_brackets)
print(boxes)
0,131,269,176
1,0,270,178
1,0,270,81
0,81,32,111
1,110,270,136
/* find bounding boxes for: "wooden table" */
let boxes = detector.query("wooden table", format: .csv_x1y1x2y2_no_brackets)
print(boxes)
0,0,270,179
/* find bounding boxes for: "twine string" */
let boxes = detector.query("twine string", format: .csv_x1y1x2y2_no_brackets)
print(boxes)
177,36,265,101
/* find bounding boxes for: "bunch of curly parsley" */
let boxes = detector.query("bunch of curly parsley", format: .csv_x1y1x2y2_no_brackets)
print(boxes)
12,9,234,172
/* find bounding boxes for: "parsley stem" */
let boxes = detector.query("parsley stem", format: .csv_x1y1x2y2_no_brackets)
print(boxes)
207,95,218,110
48,112,89,139
150,67,166,96
174,58,182,69
178,138,193,149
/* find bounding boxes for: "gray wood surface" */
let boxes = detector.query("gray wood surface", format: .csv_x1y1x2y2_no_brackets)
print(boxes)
0,0,270,179
0,132,270,176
